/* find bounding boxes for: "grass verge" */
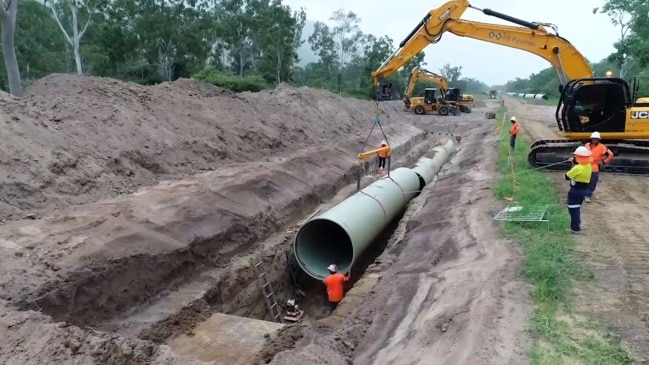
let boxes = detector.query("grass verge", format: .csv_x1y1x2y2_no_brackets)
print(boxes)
493,105,633,365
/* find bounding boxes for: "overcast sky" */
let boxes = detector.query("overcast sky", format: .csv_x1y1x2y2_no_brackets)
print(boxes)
281,0,619,85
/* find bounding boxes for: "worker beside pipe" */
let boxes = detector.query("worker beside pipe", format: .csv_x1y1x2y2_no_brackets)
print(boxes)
323,264,349,312
584,131,614,203
377,140,391,174
509,117,519,149
566,146,593,234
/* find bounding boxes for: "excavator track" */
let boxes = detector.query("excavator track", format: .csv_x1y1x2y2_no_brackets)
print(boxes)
529,139,649,175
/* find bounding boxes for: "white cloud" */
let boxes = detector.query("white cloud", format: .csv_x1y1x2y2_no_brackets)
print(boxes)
284,0,619,85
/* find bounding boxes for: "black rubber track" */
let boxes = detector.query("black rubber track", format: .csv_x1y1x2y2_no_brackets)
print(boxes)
528,139,649,175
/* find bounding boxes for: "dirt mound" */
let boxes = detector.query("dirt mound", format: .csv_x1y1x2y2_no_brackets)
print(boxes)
0,74,405,223
0,308,207,365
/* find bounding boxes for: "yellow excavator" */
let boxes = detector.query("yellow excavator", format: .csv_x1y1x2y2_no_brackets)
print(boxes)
372,0,649,174
403,66,457,116
403,65,475,115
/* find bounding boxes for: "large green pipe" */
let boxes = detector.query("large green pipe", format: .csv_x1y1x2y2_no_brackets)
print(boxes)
412,138,458,186
294,140,457,280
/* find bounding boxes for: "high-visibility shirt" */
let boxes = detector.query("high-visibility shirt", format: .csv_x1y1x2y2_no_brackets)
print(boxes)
585,142,613,172
510,122,519,136
565,163,592,188
323,273,347,302
378,144,391,158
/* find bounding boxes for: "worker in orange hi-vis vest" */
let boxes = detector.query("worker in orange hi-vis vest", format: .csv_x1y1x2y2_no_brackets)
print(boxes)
377,140,391,174
509,116,520,149
584,131,614,203
323,264,349,313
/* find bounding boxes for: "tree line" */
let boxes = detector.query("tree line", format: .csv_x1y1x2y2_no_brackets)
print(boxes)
0,0,490,99
496,0,649,97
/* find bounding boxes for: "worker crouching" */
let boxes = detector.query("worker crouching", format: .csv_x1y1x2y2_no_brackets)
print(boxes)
565,146,593,234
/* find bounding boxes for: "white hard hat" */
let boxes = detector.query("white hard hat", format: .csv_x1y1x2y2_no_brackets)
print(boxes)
327,264,337,272
510,116,517,122
590,131,601,139
573,146,592,157
286,299,295,306
380,140,387,145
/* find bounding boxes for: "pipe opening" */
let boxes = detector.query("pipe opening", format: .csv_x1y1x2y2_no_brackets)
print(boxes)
414,173,426,191
295,218,354,279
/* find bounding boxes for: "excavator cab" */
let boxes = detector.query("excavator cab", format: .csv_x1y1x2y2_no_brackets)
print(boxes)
445,88,463,102
424,88,437,104
531,77,649,174
556,78,631,134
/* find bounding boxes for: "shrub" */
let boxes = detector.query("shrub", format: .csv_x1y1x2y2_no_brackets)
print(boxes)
193,67,269,92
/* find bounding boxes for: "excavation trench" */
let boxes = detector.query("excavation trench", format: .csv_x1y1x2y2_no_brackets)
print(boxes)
69,131,435,344
155,137,460,365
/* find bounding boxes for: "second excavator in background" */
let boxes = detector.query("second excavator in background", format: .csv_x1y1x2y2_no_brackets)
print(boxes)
404,66,454,116
489,90,498,99
371,0,649,175
403,66,475,115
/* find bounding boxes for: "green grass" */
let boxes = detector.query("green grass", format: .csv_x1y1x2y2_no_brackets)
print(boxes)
493,106,633,365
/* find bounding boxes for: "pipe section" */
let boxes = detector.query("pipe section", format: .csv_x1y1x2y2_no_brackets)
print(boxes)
506,92,549,100
294,140,458,280
412,138,458,188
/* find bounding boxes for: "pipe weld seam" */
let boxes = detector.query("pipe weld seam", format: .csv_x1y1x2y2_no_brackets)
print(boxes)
386,175,407,204
358,190,389,224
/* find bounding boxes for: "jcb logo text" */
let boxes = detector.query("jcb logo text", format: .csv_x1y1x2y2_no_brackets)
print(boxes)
631,111,649,119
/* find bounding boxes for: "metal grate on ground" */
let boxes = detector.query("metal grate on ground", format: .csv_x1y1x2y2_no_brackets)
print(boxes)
493,205,552,230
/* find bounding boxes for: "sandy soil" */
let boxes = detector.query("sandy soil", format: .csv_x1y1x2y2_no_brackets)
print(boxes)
0,75,429,364
507,97,649,362
0,75,409,223
266,100,533,365
0,74,534,365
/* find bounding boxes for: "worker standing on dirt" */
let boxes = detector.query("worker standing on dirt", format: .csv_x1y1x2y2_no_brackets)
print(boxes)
377,140,391,174
509,117,520,149
566,146,593,234
323,264,349,312
584,131,614,203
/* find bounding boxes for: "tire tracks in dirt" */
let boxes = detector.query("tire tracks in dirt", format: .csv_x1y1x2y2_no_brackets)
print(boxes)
507,97,649,362
352,110,531,365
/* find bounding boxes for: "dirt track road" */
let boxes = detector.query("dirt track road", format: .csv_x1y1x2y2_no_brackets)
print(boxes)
507,97,649,361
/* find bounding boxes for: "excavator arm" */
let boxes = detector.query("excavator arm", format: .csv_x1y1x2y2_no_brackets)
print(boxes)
404,66,449,98
372,0,593,91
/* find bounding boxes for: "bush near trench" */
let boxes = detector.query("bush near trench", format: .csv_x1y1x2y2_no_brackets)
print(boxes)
491,105,633,365
193,67,269,92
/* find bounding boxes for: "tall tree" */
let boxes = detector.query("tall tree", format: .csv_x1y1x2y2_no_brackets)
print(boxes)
47,0,103,74
439,63,462,84
329,9,361,92
0,0,22,96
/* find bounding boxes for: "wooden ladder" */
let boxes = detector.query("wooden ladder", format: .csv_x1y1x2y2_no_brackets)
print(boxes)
252,256,283,324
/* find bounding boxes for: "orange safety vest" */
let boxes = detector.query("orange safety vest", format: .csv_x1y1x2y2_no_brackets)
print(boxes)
378,144,391,158
510,122,519,136
585,142,613,172
323,273,347,302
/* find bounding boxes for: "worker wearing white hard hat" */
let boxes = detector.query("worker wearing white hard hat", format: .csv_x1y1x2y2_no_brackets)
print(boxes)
565,146,593,234
584,131,614,202
323,263,349,312
377,140,391,175
509,117,520,149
